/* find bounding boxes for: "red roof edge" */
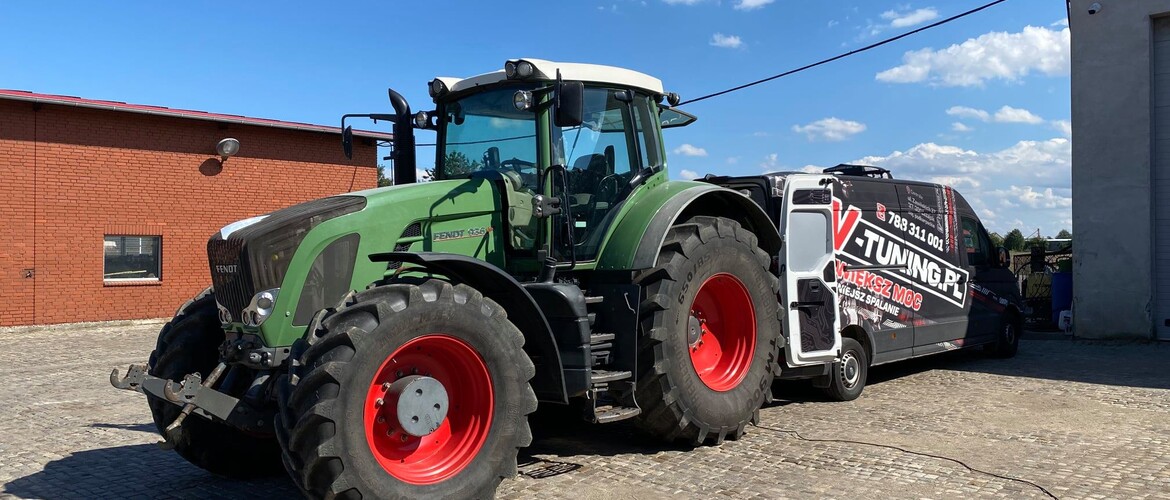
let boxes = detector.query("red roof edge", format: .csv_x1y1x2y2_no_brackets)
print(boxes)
0,89,394,141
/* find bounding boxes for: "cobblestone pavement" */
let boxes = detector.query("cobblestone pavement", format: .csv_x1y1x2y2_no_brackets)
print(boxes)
0,320,1167,499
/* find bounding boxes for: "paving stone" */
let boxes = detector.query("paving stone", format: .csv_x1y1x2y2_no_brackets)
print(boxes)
0,321,1166,499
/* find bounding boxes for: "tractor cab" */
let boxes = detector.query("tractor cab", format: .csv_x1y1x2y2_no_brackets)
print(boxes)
403,59,694,270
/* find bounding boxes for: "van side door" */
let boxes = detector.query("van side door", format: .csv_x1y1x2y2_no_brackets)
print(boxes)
780,175,843,366
896,184,972,355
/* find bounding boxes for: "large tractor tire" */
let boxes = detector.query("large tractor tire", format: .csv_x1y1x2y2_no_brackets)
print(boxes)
276,279,537,499
146,288,283,478
635,216,781,445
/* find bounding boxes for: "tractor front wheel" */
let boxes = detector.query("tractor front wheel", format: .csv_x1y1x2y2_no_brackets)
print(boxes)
635,216,781,445
146,288,283,478
276,279,537,499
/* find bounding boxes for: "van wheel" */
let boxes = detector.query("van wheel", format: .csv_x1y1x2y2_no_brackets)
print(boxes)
635,216,780,445
987,315,1021,358
822,338,867,402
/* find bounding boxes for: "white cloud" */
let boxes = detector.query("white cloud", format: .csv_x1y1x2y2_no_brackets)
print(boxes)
861,7,939,37
995,185,1072,209
857,139,1069,178
1051,18,1069,27
1051,119,1072,137
489,117,523,128
761,153,781,170
946,106,990,121
792,117,867,141
994,105,1044,124
799,165,822,173
726,156,740,164
679,169,700,180
951,122,974,132
827,20,839,28
947,105,1044,124
662,0,702,4
673,143,708,157
710,33,744,49
928,175,981,190
734,0,773,11
876,26,1070,86
880,8,939,29
854,137,1072,234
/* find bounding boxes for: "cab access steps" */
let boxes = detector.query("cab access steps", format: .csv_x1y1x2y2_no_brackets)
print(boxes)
585,296,640,423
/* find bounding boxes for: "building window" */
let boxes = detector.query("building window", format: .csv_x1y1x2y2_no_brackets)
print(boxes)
104,235,162,281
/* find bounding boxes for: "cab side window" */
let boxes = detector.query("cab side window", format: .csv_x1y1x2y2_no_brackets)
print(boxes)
962,217,993,266
556,89,659,261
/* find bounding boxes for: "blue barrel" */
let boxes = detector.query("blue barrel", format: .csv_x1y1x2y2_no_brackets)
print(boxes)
1051,271,1073,324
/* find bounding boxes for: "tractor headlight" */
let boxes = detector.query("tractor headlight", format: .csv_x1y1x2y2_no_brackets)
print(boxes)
242,288,279,327
429,79,448,98
413,111,430,129
516,60,535,78
513,90,533,111
217,303,233,326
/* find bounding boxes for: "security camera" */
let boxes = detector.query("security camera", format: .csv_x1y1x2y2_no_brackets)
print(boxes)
1088,2,1101,15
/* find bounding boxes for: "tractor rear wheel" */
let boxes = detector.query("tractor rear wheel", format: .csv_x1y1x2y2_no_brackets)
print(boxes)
635,216,780,445
146,289,283,478
276,279,537,499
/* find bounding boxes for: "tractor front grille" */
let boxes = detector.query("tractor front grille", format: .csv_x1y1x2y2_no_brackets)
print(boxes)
207,237,254,320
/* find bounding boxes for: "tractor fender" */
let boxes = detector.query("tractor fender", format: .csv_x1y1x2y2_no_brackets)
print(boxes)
598,182,782,271
368,251,568,404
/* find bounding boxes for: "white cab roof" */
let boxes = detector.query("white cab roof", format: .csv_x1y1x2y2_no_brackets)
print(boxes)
436,58,664,96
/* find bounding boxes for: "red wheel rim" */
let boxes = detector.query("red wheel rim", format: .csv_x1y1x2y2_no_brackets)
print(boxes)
364,335,493,485
687,273,756,392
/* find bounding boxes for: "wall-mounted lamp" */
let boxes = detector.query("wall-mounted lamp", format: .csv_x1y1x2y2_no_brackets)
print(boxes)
216,138,241,163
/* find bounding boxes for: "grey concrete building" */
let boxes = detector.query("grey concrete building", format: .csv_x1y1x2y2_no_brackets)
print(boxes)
1071,0,1170,340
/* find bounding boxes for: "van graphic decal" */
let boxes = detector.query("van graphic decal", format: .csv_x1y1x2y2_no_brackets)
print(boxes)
831,188,969,334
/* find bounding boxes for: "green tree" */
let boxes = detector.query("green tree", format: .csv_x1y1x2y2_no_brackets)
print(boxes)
1056,229,1072,239
441,151,481,177
1003,229,1026,251
989,232,1004,248
1026,235,1047,249
376,164,392,187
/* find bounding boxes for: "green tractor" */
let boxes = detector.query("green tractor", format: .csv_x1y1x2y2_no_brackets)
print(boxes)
112,59,801,498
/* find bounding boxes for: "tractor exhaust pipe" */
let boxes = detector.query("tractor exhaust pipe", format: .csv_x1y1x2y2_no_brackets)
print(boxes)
388,89,417,185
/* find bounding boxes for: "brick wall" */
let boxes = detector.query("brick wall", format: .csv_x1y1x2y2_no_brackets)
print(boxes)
0,100,379,326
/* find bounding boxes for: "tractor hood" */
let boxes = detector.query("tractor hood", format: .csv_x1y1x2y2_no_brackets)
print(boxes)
207,177,506,346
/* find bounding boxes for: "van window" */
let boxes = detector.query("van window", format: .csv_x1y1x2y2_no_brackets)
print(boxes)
962,217,992,266
789,211,831,272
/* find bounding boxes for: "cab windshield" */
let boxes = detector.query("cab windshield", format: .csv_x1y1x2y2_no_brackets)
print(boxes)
437,85,538,191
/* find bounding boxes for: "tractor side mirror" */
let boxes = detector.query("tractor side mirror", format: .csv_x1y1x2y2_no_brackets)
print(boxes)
555,81,584,128
997,246,1010,269
342,125,354,160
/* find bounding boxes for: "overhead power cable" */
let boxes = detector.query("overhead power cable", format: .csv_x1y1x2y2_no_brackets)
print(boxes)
677,0,1009,106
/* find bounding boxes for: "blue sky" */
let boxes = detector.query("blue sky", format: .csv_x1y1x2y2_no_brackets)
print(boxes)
0,0,1070,235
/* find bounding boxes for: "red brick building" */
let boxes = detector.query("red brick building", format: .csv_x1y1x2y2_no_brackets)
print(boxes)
0,90,388,326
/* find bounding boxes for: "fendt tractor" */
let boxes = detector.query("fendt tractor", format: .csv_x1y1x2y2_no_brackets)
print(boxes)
111,58,1021,499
